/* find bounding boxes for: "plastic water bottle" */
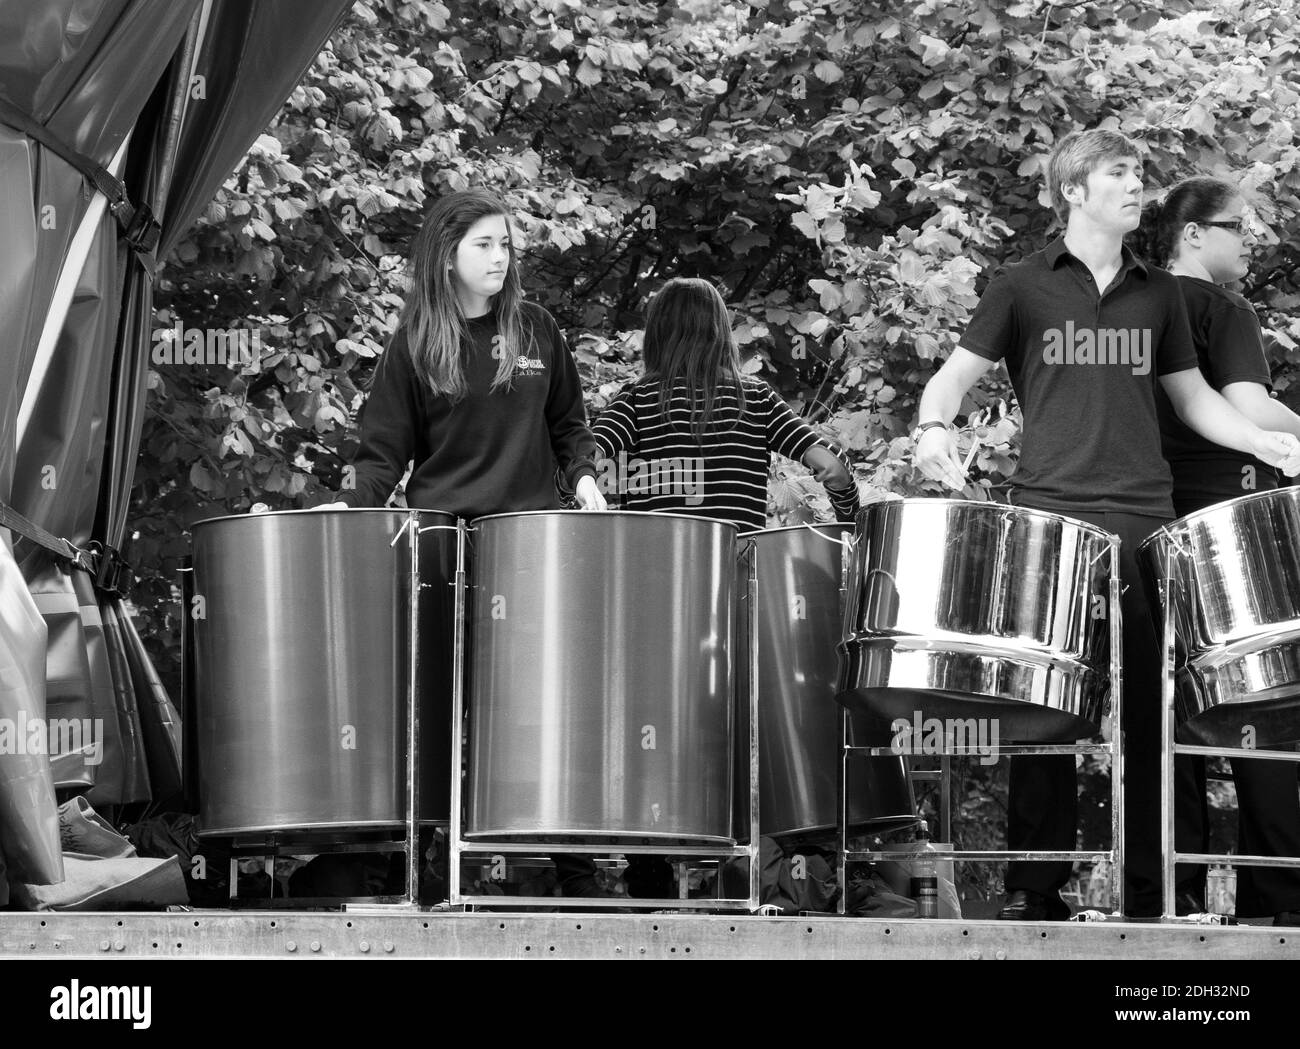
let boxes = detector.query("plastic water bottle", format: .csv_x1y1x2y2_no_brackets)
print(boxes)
911,820,939,919
1207,863,1237,917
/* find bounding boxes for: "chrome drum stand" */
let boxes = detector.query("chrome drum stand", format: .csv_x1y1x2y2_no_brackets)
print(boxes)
836,536,1127,919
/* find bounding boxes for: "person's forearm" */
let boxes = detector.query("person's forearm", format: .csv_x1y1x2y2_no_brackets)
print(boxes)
1179,385,1266,454
1247,397,1300,442
917,372,963,425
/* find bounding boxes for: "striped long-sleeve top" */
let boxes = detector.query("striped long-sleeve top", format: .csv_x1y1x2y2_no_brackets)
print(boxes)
589,377,860,532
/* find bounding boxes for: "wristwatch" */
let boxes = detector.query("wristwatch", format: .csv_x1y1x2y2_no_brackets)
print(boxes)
911,420,950,441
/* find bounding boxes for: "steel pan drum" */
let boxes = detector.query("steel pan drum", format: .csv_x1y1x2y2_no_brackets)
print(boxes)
191,508,455,837
1138,488,1300,747
838,499,1115,742
741,524,915,844
465,511,735,843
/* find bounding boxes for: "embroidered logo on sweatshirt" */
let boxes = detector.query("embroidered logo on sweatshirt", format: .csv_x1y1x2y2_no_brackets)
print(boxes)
516,355,546,375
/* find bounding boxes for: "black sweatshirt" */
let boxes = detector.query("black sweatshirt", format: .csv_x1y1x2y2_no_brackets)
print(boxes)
337,301,597,518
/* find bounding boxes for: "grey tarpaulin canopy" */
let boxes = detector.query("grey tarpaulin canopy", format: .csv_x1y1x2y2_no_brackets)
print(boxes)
0,0,351,888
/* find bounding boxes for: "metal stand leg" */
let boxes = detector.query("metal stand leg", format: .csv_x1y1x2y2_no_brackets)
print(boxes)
836,534,853,917
403,509,421,908
837,705,849,916
449,519,469,908
745,540,762,914
939,754,952,845
1110,538,1125,918
1160,558,1177,921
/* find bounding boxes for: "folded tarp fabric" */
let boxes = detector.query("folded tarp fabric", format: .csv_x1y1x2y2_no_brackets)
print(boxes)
26,564,97,790
10,796,188,910
10,852,188,911
0,532,62,884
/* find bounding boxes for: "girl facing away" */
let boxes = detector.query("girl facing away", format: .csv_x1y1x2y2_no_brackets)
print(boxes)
588,277,860,531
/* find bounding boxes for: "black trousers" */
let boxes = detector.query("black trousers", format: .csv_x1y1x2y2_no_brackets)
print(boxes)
1003,506,1206,916
1231,754,1300,916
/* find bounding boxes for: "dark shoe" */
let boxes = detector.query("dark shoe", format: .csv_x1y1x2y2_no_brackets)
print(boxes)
997,889,1069,921
1273,910,1300,927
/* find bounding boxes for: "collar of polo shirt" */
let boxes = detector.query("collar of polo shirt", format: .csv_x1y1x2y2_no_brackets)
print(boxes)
1044,236,1149,278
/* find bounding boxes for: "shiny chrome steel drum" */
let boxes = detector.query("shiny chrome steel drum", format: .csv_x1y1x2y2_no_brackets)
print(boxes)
191,509,456,837
1138,488,1300,747
742,525,915,844
839,499,1115,742
465,511,735,843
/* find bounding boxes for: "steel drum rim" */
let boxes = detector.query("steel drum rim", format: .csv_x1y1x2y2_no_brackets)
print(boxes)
738,522,852,539
470,508,739,528
463,829,738,845
861,496,1118,544
1136,486,1300,556
843,632,1107,673
197,818,414,838
191,506,457,530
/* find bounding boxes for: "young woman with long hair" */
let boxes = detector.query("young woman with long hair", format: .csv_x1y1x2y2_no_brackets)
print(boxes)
326,188,605,516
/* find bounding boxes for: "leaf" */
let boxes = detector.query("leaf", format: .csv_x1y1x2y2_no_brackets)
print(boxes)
895,249,926,284
813,60,843,84
791,212,820,240
189,462,215,492
575,58,602,87
917,34,950,67
808,279,843,309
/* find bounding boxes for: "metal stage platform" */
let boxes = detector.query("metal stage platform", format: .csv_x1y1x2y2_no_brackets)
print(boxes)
2,911,1296,960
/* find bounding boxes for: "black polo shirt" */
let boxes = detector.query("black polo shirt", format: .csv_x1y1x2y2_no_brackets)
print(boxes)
960,237,1198,516
1158,275,1280,512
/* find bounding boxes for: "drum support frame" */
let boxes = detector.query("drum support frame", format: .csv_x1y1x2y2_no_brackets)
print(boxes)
835,537,1127,919
446,521,762,912
1157,559,1300,923
342,509,439,912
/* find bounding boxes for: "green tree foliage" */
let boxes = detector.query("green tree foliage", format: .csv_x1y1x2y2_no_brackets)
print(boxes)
131,0,1300,895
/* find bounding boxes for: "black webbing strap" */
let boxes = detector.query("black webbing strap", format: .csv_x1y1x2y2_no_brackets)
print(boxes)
0,500,132,596
0,96,160,260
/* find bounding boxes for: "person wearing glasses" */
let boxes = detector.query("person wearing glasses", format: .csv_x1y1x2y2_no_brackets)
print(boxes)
1142,175,1300,926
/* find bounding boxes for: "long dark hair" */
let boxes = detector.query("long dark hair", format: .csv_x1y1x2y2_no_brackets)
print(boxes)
400,188,531,401
1132,176,1236,267
641,277,747,438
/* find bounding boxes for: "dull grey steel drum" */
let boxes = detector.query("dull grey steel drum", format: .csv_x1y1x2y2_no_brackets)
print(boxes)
191,508,456,837
741,524,915,844
465,511,736,843
1138,488,1300,747
838,499,1115,742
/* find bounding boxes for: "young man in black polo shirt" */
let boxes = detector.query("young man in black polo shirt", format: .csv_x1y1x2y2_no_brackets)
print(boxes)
912,129,1300,920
